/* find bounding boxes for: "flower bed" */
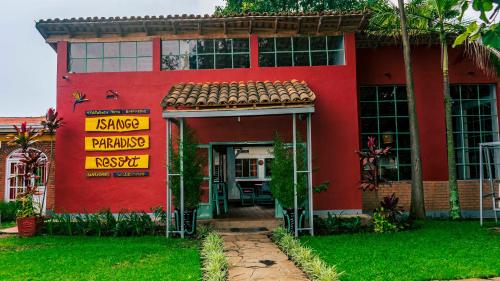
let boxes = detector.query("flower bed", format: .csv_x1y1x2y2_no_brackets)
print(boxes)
200,232,228,281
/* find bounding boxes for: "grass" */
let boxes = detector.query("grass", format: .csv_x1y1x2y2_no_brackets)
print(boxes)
0,236,201,281
301,220,500,281
0,221,16,229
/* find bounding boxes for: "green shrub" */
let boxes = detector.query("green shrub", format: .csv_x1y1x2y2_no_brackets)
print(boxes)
0,201,19,222
373,208,399,233
272,227,342,281
201,232,228,281
314,213,368,235
44,209,162,237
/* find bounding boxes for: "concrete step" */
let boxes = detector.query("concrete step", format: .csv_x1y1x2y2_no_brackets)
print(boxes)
200,218,282,232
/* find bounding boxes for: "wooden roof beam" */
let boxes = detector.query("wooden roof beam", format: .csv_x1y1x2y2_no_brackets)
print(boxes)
116,23,124,36
296,18,302,34
248,19,253,34
336,16,343,31
91,23,100,38
171,20,177,34
62,24,73,38
223,21,227,34
198,21,202,35
143,21,151,36
316,16,323,34
357,14,367,29
274,18,279,33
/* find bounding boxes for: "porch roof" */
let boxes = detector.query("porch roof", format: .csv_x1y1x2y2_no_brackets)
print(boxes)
161,79,315,118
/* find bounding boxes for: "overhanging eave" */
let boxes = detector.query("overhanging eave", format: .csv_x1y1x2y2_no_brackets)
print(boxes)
162,105,314,119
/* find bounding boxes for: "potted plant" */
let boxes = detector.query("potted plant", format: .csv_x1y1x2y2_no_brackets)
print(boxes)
269,134,308,234
171,122,204,236
15,150,46,237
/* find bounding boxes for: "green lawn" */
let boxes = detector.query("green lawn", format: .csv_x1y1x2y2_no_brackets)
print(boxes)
0,221,16,229
301,220,500,281
0,236,201,281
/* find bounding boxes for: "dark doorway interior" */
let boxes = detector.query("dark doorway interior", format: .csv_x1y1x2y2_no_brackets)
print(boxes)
211,144,276,220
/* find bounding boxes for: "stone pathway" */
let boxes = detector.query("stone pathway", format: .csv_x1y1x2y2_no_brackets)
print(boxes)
0,226,18,234
222,233,308,281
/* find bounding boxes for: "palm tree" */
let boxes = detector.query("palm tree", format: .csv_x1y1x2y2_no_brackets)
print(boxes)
370,0,465,219
397,0,426,219
427,0,463,219
367,0,427,219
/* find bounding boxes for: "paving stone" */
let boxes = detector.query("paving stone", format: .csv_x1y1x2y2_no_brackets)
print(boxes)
222,233,308,281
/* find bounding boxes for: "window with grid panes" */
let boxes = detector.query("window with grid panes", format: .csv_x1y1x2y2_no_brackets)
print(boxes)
68,41,152,73
161,38,250,70
359,86,411,181
451,84,498,179
258,35,344,67
235,159,258,178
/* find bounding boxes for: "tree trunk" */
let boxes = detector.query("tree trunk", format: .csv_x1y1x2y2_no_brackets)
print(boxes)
40,138,54,215
441,40,462,219
397,0,426,219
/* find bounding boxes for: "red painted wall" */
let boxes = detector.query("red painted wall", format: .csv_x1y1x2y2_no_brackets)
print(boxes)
357,46,498,181
55,34,362,213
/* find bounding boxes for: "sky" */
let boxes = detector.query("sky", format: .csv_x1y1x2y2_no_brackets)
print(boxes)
0,0,224,117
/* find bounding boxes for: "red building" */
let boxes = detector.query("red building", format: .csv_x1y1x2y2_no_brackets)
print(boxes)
33,12,498,221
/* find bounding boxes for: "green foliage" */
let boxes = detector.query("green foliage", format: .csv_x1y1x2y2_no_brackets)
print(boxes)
0,201,19,222
16,196,36,219
0,236,201,280
171,122,204,209
201,232,228,281
301,220,500,281
215,0,366,15
272,227,342,281
269,134,307,209
314,213,368,235
44,209,165,237
373,208,399,233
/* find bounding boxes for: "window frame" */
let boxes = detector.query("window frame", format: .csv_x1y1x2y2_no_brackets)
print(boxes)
257,35,345,67
235,158,259,179
358,85,411,181
451,84,499,179
68,41,153,73
161,38,250,70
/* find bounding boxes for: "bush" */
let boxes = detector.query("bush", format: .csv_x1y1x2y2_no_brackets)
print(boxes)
314,213,368,235
44,208,167,236
0,201,19,222
373,193,411,233
272,227,342,281
201,232,228,281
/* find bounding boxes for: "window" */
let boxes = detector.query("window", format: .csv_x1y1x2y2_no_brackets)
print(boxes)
161,38,250,70
264,158,273,178
69,41,152,73
359,86,410,181
452,84,498,179
5,148,47,202
258,35,344,67
235,158,258,178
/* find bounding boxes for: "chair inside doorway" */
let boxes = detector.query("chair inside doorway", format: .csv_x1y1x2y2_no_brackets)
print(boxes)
212,144,275,220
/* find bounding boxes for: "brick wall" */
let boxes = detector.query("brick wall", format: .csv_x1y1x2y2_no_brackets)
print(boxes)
0,141,56,210
362,181,497,216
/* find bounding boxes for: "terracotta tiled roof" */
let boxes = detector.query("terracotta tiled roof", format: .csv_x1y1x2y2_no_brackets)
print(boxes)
0,117,45,126
161,80,316,109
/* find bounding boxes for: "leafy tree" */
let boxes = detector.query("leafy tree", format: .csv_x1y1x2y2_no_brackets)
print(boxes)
170,122,204,209
215,0,367,15
269,134,307,209
453,0,499,76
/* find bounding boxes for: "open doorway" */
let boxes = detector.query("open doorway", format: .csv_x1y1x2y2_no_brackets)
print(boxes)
211,143,276,220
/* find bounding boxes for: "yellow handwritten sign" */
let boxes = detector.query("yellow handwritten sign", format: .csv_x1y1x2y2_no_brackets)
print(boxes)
85,116,149,132
85,155,149,170
85,135,149,151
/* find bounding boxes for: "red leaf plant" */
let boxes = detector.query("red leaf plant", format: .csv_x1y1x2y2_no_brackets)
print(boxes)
6,122,44,152
356,137,391,191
